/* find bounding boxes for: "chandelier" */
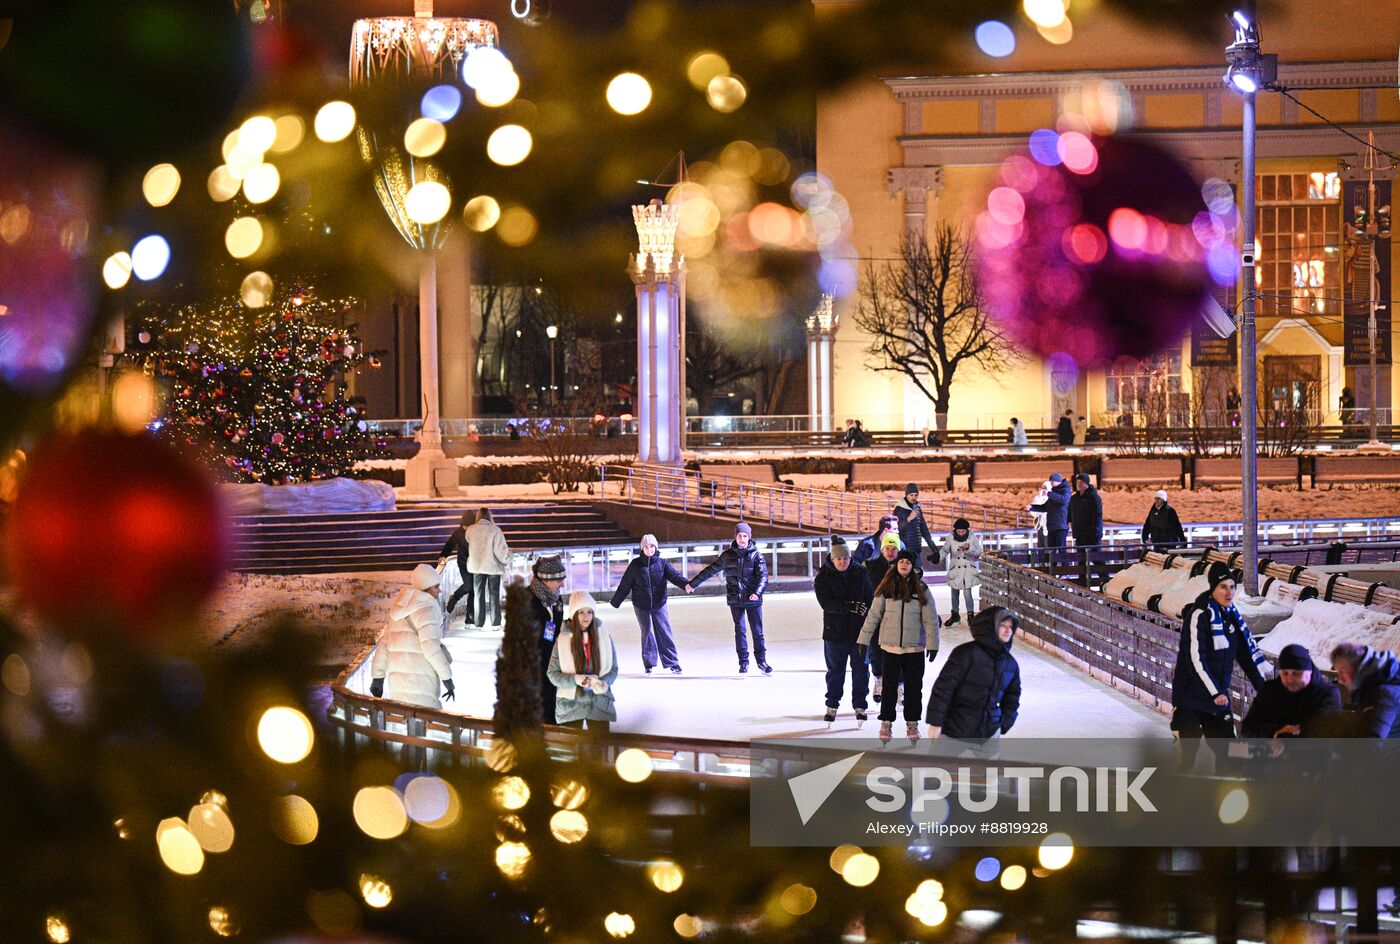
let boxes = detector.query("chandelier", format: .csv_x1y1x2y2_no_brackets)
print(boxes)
631,200,681,278
350,4,498,87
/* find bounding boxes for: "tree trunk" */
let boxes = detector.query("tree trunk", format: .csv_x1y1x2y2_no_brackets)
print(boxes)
765,360,795,415
935,389,952,431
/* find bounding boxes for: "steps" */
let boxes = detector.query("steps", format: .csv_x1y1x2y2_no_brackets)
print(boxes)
230,504,633,574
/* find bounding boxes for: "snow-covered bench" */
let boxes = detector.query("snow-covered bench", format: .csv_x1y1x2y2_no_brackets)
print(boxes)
971,459,1068,490
1098,457,1182,489
1314,456,1400,487
1194,457,1298,488
848,461,952,491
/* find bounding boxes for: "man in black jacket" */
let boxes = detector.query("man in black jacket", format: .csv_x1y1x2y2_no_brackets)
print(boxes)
1242,644,1342,738
1330,641,1400,738
1069,473,1107,589
1056,410,1075,445
528,555,567,724
926,606,1021,741
1141,490,1187,551
1028,473,1071,549
687,522,772,674
814,536,874,725
893,483,936,567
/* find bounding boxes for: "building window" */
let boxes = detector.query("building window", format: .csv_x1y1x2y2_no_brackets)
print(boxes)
1255,172,1342,318
1106,353,1187,425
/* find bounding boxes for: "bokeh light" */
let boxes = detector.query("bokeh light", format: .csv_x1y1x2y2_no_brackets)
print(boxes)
706,74,747,112
841,852,880,886
1037,17,1074,44
156,818,205,875
422,84,463,121
270,115,304,153
674,914,703,938
906,879,947,926
46,916,70,943
463,195,502,231
462,46,511,90
1000,864,1028,890
549,809,588,843
607,72,653,115
975,20,1016,57
496,840,531,878
359,874,393,908
241,162,281,203
779,884,817,915
188,799,235,853
493,775,531,811
476,68,520,107
102,252,133,290
975,856,1002,881
131,235,171,281
647,859,684,892
208,906,238,937
1023,0,1067,28
405,118,447,158
225,217,264,258
497,206,538,246
405,181,452,224
686,51,730,90
1219,787,1250,824
237,115,277,154
352,786,409,839
269,794,319,845
615,747,653,782
604,912,636,938
487,124,532,166
240,270,274,308
314,101,356,142
142,164,181,207
208,165,240,202
1039,833,1075,869
256,706,314,763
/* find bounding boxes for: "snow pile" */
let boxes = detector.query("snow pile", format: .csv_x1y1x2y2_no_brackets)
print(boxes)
1104,562,1157,600
1105,561,1199,613
221,477,396,515
1259,599,1400,669
1157,575,1211,619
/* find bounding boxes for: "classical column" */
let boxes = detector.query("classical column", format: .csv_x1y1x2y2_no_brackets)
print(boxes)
805,294,839,432
628,200,685,465
403,256,459,495
886,165,944,237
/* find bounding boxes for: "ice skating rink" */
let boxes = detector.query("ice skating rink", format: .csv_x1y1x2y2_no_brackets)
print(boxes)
437,588,1165,741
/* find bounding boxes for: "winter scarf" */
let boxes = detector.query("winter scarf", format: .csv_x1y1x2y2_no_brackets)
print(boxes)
531,576,561,608
556,619,615,683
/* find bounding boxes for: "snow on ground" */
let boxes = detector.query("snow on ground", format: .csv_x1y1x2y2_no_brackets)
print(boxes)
951,487,1400,525
1258,599,1400,670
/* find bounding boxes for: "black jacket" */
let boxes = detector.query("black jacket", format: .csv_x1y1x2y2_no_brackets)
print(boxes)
814,559,874,645
893,498,936,559
1069,484,1103,545
1350,647,1400,738
1142,502,1186,547
1241,675,1343,738
610,549,687,611
852,528,891,565
1171,592,1269,715
692,541,768,606
529,588,565,724
1056,417,1074,445
1028,480,1070,532
926,606,1022,739
440,526,470,570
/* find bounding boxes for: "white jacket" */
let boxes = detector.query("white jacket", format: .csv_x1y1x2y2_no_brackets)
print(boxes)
370,587,452,709
940,534,982,590
464,520,511,575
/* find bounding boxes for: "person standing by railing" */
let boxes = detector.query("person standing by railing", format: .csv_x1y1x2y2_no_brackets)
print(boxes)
686,522,772,675
528,556,568,723
465,507,511,629
1141,491,1186,553
369,563,455,710
610,533,686,674
547,591,619,732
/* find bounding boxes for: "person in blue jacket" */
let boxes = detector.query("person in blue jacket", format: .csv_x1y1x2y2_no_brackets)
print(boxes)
1171,562,1270,769
687,522,772,674
893,484,936,566
1027,472,1071,549
609,533,687,674
1329,641,1400,738
852,514,901,566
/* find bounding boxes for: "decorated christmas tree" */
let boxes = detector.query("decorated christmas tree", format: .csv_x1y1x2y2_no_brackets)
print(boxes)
124,288,382,484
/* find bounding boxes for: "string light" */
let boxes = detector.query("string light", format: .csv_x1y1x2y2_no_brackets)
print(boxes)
257,706,314,763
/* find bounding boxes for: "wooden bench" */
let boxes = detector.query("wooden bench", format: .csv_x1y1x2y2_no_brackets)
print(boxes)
697,463,778,485
1314,456,1400,486
1099,457,1182,489
849,461,952,491
971,459,1069,490
1194,457,1298,488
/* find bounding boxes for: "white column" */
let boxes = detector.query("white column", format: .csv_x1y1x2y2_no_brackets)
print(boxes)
630,201,684,466
819,336,834,431
806,334,820,430
418,255,442,451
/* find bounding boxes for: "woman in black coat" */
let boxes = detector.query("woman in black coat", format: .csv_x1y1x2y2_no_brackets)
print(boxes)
1141,490,1187,551
609,533,687,674
926,606,1021,741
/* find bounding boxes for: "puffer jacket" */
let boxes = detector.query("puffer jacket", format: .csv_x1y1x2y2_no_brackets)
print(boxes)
610,549,688,611
940,533,982,590
893,498,936,559
1029,480,1070,532
926,606,1021,738
814,558,874,645
546,619,620,724
857,586,940,653
1171,592,1269,715
370,586,452,709
692,541,768,606
1349,647,1400,738
464,519,511,575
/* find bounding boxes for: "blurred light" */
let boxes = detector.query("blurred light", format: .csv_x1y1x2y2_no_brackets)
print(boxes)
422,84,463,121
1108,208,1148,250
1036,17,1074,44
1232,10,1251,30
1056,131,1097,173
103,252,133,289
493,775,531,811
780,884,817,915
46,916,70,943
156,818,205,875
551,778,588,809
270,794,319,845
1039,833,1075,869
674,914,703,938
112,372,157,433
225,217,264,258
607,72,653,115
487,124,532,165
605,912,636,938
208,906,238,937
476,68,520,107
1028,128,1061,165
487,738,518,772
706,74,747,112
405,181,452,224
208,165,240,202
975,856,1002,882
842,852,880,886
314,101,356,142
270,115,304,153
1219,787,1249,824
0,204,30,244
257,706,313,763
1064,224,1108,264
359,874,393,908
545,324,558,339
242,163,281,203
405,118,447,157
1,653,29,696
987,186,1027,226
1023,0,1067,28
975,20,1016,57
143,163,182,207
403,775,453,824
353,786,409,839
131,235,171,281
686,51,730,90
462,46,510,90
240,271,274,308
463,194,502,231
1000,864,1028,890
188,800,235,853
496,841,531,878
648,859,684,892
906,879,947,926
550,809,588,842
615,748,653,782
497,206,538,246
238,115,277,154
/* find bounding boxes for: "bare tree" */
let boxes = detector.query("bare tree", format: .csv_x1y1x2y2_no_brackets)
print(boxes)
684,324,763,413
522,343,608,494
854,224,1023,431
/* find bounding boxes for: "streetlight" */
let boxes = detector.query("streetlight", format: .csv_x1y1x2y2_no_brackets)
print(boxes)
1224,5,1276,596
546,324,558,412
1349,135,1393,451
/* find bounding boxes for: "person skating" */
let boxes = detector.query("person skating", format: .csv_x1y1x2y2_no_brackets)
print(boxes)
1141,490,1187,552
1241,644,1342,739
1328,642,1400,738
893,483,936,567
857,550,940,743
939,518,982,626
863,531,905,704
370,563,455,709
925,606,1021,742
687,522,772,674
1027,472,1071,549
1029,480,1051,549
853,514,901,566
1056,410,1074,446
814,536,874,725
547,591,619,731
528,555,568,724
1171,562,1270,769
438,510,476,619
610,533,687,674
464,507,511,628
1009,417,1028,446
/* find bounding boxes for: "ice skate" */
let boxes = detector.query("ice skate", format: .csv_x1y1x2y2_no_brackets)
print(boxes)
669,665,682,675
878,721,892,744
738,662,748,674
906,721,920,744
824,707,837,726
945,613,961,626
757,660,773,675
855,708,868,726
872,677,883,703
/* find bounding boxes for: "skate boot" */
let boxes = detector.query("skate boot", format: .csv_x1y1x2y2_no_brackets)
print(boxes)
872,677,883,703
824,707,837,726
738,662,749,674
946,613,960,626
906,721,920,744
669,665,683,675
757,661,773,675
878,721,892,744
855,708,868,727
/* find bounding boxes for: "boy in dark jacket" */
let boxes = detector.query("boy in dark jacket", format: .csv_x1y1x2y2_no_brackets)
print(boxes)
1027,473,1071,548
1241,644,1342,738
1141,490,1187,551
814,536,874,725
528,555,568,724
1171,562,1270,768
609,533,688,674
893,484,936,566
926,606,1021,741
852,514,901,565
687,522,772,674
1329,641,1400,738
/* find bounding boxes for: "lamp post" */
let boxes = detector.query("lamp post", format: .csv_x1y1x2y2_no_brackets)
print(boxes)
628,199,685,465
1351,133,1393,451
546,324,558,412
805,294,839,433
1224,5,1276,595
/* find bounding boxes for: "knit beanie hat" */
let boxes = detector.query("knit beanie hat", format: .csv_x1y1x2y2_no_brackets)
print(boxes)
1206,561,1235,594
905,482,920,495
533,555,567,580
1278,644,1313,672
735,521,753,538
896,549,918,566
565,590,598,621
880,532,902,551
1154,490,1170,503
829,535,850,559
953,517,970,532
1075,472,1092,486
410,563,440,591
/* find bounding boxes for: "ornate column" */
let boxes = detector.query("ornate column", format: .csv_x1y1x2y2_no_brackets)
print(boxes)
628,200,685,465
805,294,839,432
886,165,944,237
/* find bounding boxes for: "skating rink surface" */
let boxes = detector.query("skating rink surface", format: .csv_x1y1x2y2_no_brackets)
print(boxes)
435,589,1166,740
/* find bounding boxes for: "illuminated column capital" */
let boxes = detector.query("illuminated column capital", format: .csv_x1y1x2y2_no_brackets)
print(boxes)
629,199,684,284
629,200,684,465
805,293,840,339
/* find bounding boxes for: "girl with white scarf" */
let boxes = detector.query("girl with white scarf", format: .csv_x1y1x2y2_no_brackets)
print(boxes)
547,591,619,730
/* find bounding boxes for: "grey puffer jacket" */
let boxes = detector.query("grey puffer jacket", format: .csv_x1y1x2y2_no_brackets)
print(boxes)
857,588,941,653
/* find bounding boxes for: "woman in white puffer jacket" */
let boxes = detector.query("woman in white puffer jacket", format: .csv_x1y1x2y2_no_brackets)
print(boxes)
370,563,455,709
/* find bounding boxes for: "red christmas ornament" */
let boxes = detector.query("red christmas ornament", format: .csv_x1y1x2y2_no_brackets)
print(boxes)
3,430,228,640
